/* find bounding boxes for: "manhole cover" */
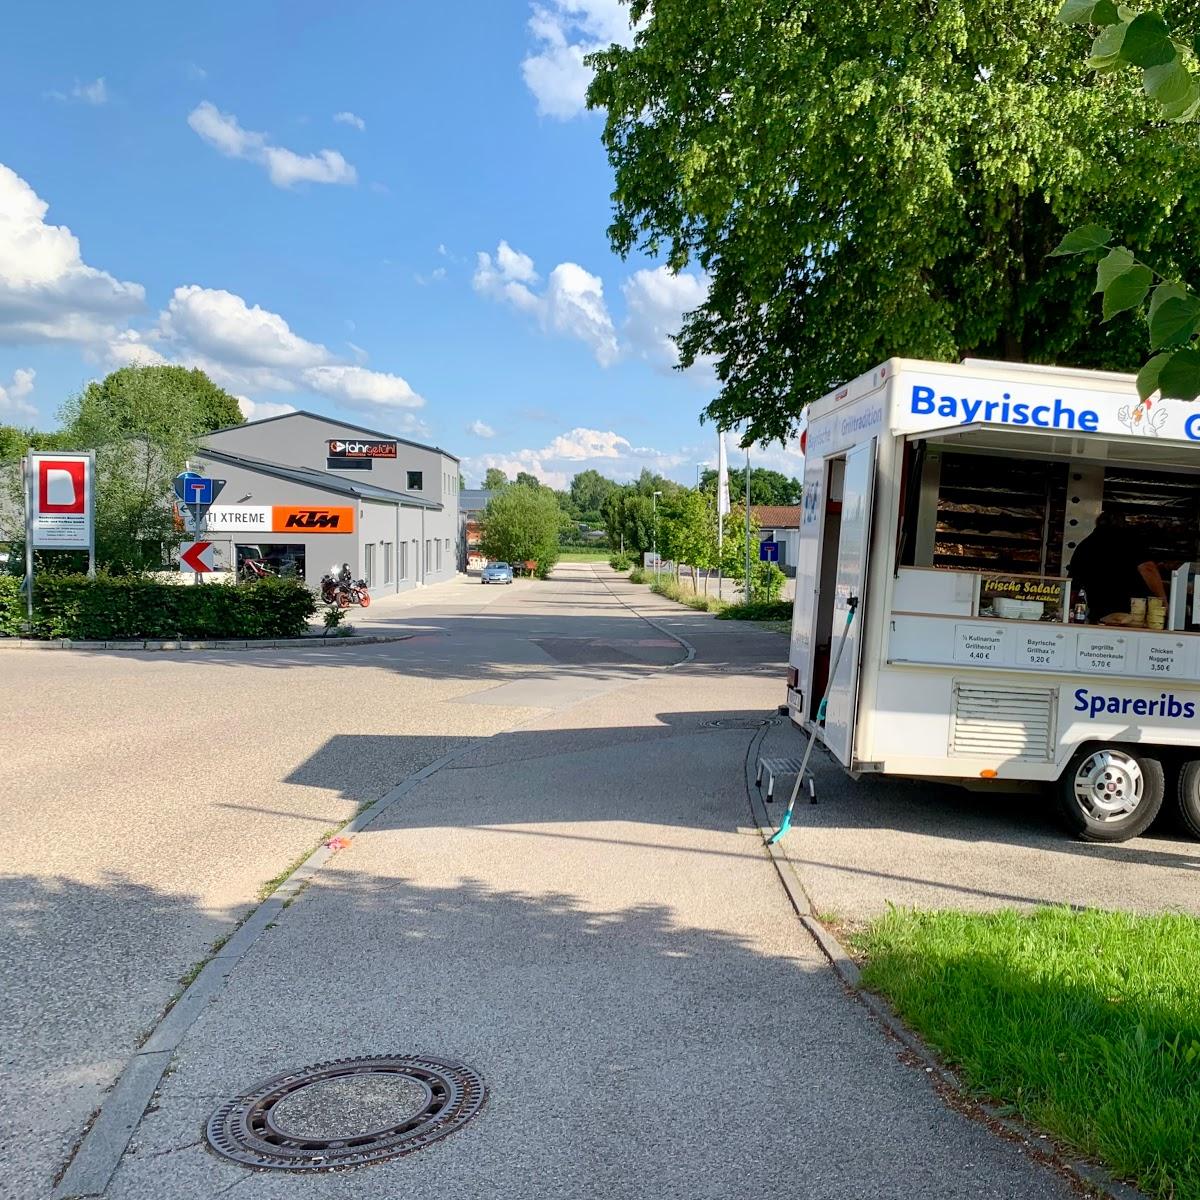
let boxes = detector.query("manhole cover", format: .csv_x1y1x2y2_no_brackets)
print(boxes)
699,718,771,729
205,1056,486,1172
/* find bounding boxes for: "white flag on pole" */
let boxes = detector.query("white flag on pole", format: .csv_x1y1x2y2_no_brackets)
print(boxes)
717,431,731,517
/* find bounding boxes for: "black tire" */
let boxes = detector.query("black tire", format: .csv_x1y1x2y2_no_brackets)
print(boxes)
1057,745,1164,843
1174,761,1200,840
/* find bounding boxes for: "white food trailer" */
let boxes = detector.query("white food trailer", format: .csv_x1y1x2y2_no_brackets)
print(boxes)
787,357,1200,843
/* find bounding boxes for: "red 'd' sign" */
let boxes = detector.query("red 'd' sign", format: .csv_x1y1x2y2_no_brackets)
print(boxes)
39,458,86,513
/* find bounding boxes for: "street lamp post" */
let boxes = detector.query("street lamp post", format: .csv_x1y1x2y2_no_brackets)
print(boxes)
652,490,662,578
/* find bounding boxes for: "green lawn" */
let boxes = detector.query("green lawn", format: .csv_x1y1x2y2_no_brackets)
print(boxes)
853,907,1200,1199
556,548,611,561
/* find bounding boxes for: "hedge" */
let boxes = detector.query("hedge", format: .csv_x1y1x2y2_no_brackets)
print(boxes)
0,574,316,640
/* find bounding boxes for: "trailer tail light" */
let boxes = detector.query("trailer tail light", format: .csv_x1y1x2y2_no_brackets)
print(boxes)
786,666,799,689
980,769,998,779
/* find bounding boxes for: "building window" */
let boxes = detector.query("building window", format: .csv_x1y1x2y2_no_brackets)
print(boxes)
399,541,408,580
364,543,376,587
436,539,443,571
408,470,423,491
425,539,432,573
383,542,393,584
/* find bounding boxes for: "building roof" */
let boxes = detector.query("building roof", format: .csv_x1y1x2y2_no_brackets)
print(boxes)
751,505,801,529
197,446,443,510
459,488,496,513
204,409,460,463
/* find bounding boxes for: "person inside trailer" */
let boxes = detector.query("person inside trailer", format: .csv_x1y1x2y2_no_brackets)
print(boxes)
1067,509,1166,625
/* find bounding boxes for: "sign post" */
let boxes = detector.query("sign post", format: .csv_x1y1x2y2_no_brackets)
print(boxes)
24,451,96,625
173,472,224,583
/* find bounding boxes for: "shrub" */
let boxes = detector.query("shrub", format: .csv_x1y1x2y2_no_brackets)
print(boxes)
0,573,316,640
650,576,726,614
628,566,650,584
609,552,632,571
717,600,793,622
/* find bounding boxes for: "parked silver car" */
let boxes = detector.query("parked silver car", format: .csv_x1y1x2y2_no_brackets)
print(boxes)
481,561,514,584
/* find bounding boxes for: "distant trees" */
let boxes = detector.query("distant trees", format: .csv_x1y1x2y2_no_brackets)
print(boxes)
569,468,618,524
483,467,509,490
699,466,801,507
479,484,563,578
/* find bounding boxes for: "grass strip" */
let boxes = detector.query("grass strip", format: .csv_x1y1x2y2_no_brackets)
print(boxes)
852,906,1200,1199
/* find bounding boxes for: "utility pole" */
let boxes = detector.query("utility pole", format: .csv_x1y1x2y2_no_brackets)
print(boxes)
745,445,752,603
652,490,662,579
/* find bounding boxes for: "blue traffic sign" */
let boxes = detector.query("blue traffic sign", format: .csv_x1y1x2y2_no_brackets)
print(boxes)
173,472,224,508
759,540,780,563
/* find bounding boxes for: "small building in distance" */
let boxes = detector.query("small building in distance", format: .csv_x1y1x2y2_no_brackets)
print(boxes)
459,488,495,569
750,505,801,576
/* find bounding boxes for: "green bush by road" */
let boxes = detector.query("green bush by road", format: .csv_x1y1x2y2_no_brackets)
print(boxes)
717,600,792,622
854,906,1200,1200
0,574,316,640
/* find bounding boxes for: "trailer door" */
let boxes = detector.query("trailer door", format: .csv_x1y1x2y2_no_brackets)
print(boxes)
823,439,876,765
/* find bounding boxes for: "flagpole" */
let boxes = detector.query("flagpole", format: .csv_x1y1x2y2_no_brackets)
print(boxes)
745,443,752,603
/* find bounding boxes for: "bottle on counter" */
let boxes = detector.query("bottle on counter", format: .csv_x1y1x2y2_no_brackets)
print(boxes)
1072,588,1088,624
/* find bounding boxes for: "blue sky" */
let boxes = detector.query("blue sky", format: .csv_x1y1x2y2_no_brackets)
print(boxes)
0,0,802,488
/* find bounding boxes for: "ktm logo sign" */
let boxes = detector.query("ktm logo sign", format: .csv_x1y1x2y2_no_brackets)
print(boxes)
270,506,356,533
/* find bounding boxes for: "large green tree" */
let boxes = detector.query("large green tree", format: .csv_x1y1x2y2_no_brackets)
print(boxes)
74,365,243,439
602,488,657,555
1053,4,1200,402
479,484,563,578
483,467,509,490
589,0,1200,443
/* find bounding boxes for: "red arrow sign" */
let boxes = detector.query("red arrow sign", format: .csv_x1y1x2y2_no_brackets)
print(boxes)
180,540,214,573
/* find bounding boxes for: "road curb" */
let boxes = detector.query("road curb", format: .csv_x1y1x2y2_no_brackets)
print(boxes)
52,566,697,1198
0,633,414,652
742,724,1147,1200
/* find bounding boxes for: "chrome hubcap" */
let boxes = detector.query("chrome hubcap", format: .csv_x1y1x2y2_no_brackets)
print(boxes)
1072,750,1143,822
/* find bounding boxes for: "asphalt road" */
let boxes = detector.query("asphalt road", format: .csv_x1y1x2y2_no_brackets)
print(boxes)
0,568,680,1199
95,570,1068,1200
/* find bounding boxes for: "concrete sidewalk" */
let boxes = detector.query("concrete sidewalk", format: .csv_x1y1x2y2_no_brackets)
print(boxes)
102,569,1070,1198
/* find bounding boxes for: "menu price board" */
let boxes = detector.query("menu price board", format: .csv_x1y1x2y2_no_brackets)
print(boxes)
978,574,1068,623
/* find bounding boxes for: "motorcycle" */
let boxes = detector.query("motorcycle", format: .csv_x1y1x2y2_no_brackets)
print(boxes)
321,567,371,608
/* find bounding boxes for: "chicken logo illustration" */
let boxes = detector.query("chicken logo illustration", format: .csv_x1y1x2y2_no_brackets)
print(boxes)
1118,397,1168,437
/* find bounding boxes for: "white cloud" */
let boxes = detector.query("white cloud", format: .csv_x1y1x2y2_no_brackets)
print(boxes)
333,110,366,131
522,0,633,119
49,78,109,105
622,267,709,369
187,101,357,188
160,285,330,369
302,364,424,411
0,367,37,421
465,426,682,490
105,328,168,366
186,62,207,81
474,241,618,366
469,420,496,438
238,396,296,421
0,162,144,345
74,78,109,105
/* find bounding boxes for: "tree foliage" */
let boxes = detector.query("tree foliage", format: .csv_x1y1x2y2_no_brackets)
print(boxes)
479,484,563,577
699,466,801,506
1054,3,1200,401
483,467,510,490
602,489,656,555
589,0,1200,443
74,365,243,439
570,468,618,523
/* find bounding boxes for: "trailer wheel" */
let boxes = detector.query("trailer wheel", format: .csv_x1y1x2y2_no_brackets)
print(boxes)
1058,746,1164,843
1173,761,1200,840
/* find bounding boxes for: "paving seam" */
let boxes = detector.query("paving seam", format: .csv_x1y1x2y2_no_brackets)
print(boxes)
743,723,1147,1200
52,568,698,1199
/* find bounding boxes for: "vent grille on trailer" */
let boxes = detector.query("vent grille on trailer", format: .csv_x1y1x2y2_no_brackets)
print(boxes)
949,682,1056,762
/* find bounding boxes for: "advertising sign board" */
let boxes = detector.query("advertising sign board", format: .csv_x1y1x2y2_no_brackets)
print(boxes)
271,506,356,533
327,439,397,459
28,452,94,549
